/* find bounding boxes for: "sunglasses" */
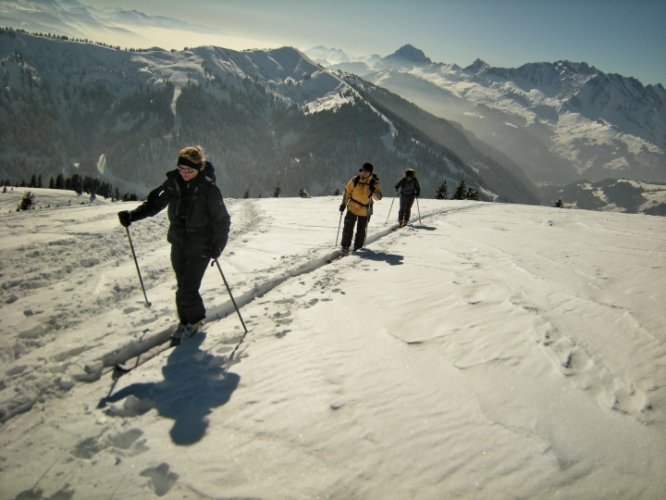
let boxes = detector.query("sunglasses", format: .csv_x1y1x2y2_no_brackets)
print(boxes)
177,165,198,174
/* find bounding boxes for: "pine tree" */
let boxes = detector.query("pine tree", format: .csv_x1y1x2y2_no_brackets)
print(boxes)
17,191,35,211
273,184,281,198
436,181,449,199
453,179,467,200
466,187,479,200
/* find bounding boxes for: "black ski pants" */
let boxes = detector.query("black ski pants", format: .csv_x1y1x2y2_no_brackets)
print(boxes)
170,244,210,325
341,211,369,250
398,195,416,224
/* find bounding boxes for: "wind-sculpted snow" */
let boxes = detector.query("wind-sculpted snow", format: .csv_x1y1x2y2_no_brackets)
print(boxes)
1,188,665,499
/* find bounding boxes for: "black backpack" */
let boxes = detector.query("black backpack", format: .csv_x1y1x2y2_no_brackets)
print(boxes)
353,173,379,193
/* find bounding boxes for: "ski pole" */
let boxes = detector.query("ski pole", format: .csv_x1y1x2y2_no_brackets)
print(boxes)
124,226,151,307
416,196,422,224
385,192,396,224
335,199,348,246
335,210,343,246
214,259,248,334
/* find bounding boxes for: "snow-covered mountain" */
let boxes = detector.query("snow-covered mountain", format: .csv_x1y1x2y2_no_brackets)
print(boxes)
307,45,666,191
3,0,664,213
0,31,538,203
543,178,666,215
340,73,540,204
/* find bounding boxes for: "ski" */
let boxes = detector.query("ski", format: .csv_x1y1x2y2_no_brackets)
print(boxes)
111,323,203,380
326,249,345,263
327,248,359,263
97,325,205,409
112,340,175,379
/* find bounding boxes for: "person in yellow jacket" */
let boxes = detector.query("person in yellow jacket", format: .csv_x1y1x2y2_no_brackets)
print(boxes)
339,162,383,254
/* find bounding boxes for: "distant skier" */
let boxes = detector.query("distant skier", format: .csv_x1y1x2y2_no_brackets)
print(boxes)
339,162,382,254
117,145,231,342
394,168,420,227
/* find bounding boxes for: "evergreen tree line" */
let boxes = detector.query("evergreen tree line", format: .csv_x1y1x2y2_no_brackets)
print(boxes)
267,178,479,200
2,173,137,201
0,27,175,54
436,179,479,200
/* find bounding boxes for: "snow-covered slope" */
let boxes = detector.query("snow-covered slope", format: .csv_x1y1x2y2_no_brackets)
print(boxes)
0,188,665,498
307,45,666,188
544,178,666,215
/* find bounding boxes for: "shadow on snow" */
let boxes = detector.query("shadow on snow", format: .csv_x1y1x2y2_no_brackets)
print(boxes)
355,248,404,266
99,332,239,446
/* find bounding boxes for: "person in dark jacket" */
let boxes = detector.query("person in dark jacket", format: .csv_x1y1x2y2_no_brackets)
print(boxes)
117,145,231,341
394,168,420,227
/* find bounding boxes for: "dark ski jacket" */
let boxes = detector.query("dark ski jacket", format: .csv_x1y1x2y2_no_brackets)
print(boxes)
395,176,421,198
130,162,231,256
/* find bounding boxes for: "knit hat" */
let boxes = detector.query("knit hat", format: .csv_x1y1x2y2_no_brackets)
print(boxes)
359,162,374,173
177,145,206,170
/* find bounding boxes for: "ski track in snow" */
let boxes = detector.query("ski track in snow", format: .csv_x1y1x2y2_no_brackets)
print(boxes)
0,198,264,422
0,196,458,423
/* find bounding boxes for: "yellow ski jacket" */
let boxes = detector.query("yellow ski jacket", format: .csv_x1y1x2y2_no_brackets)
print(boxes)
342,173,383,217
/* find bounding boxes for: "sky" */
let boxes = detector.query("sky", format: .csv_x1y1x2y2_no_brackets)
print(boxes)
0,188,665,497
77,0,666,86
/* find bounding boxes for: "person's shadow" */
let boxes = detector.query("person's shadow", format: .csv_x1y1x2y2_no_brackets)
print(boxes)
355,248,404,266
99,332,239,446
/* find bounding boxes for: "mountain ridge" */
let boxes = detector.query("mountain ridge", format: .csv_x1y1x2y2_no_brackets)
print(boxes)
308,44,666,192
0,31,537,204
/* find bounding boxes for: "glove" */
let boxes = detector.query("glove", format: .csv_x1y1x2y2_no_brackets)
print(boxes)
209,246,222,260
339,202,346,213
118,210,132,227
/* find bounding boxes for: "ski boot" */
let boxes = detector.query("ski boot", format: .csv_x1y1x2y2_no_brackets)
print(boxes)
170,321,203,346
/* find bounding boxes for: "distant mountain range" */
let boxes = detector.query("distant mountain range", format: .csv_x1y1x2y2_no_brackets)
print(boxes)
1,0,665,215
307,44,666,189
0,30,538,203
